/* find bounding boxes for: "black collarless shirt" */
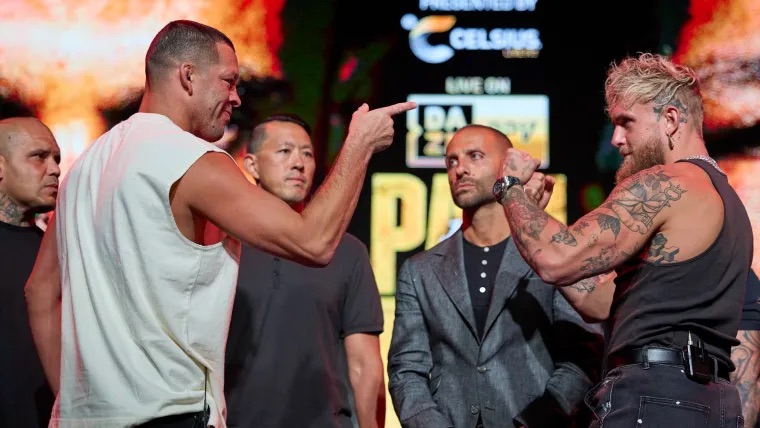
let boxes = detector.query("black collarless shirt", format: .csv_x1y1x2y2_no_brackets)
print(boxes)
225,234,384,428
0,221,54,427
462,236,509,339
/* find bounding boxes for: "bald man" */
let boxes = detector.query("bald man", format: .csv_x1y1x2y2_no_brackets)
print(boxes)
0,117,60,427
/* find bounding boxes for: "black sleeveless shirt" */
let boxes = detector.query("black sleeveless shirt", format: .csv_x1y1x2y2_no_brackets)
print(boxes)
606,158,754,369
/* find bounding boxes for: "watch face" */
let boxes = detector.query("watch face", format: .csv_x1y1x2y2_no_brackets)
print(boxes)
492,179,505,198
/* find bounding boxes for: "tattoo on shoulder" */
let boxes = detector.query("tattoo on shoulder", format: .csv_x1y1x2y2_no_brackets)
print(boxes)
602,168,685,235
644,233,680,264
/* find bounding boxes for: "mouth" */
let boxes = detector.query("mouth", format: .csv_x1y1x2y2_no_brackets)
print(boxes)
286,177,306,184
455,182,474,192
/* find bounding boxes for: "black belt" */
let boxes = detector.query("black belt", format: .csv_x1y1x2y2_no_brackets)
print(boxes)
608,347,730,381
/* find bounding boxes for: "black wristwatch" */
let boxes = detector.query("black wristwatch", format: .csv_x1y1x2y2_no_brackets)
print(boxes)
492,176,522,201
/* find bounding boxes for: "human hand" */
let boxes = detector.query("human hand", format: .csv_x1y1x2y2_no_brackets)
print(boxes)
523,172,555,210
500,148,541,184
347,101,417,153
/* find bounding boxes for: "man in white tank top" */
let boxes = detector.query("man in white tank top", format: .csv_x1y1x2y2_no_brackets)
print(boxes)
24,20,416,428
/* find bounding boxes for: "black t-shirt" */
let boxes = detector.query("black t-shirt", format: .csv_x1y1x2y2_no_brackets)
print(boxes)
225,234,384,428
0,221,54,427
739,269,760,331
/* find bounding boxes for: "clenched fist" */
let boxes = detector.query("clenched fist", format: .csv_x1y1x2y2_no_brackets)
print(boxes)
500,148,541,185
347,102,417,153
524,172,555,210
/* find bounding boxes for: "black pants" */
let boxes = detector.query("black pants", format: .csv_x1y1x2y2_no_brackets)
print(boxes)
137,412,208,428
585,363,744,427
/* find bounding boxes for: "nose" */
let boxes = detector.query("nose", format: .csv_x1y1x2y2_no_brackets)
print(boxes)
454,162,468,178
610,126,626,148
229,87,241,108
291,153,305,172
50,159,61,177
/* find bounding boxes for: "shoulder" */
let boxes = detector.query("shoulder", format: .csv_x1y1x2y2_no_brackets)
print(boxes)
605,163,718,211
403,233,457,270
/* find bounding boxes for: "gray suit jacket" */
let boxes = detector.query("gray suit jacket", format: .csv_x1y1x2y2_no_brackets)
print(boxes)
388,231,603,428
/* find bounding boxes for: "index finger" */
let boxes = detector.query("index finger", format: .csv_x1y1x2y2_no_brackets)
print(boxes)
374,101,418,116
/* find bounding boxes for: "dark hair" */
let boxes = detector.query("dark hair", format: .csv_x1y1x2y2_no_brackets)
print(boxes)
145,20,235,85
247,114,312,153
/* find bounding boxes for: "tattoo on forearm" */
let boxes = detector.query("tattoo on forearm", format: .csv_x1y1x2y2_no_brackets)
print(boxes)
731,330,760,426
0,192,26,226
602,169,685,234
550,224,577,246
645,233,680,264
505,188,548,240
588,235,599,248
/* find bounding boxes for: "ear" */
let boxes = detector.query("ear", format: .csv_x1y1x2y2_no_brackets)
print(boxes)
179,63,196,96
662,104,681,137
242,153,260,181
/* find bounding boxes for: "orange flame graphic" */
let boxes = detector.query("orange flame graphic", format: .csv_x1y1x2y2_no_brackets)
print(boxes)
0,0,284,176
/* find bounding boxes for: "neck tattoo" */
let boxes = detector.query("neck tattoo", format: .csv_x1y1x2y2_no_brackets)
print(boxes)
0,192,30,226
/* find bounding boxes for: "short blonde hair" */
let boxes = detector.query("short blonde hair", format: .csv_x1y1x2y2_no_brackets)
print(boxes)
605,53,703,133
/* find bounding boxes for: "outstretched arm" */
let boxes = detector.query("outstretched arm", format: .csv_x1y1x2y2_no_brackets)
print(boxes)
499,149,684,285
179,102,415,266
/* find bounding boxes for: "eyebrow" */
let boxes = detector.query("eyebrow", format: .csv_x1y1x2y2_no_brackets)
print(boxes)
613,113,635,123
28,148,58,156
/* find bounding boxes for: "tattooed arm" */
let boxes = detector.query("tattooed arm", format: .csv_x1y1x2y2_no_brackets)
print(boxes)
731,330,759,427
500,161,685,286
556,272,617,323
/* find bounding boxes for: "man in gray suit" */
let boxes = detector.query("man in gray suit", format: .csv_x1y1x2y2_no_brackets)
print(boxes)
388,124,603,428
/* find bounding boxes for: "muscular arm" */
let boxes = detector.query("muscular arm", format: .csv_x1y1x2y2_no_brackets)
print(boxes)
731,330,760,427
501,166,685,286
25,213,61,393
345,334,385,428
179,140,368,265
178,102,414,266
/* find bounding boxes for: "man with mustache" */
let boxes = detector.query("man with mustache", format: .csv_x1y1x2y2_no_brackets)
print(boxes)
497,53,752,427
388,124,603,428
0,117,59,427
225,114,385,428
23,20,415,427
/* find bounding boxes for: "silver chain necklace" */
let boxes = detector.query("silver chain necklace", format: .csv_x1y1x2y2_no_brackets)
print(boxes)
684,155,725,175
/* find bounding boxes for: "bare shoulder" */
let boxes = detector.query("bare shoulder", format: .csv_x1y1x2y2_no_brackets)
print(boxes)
606,163,719,211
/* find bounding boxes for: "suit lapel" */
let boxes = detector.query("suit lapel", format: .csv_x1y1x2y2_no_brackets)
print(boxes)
431,231,478,340
482,238,531,340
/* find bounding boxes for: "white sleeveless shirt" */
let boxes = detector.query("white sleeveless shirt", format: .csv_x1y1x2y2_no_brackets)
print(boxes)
52,113,239,427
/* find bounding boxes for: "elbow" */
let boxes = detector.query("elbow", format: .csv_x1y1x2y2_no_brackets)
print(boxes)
305,235,340,267
302,245,336,267
532,253,579,286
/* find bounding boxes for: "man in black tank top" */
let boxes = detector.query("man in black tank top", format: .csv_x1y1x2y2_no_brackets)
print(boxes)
494,53,752,427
